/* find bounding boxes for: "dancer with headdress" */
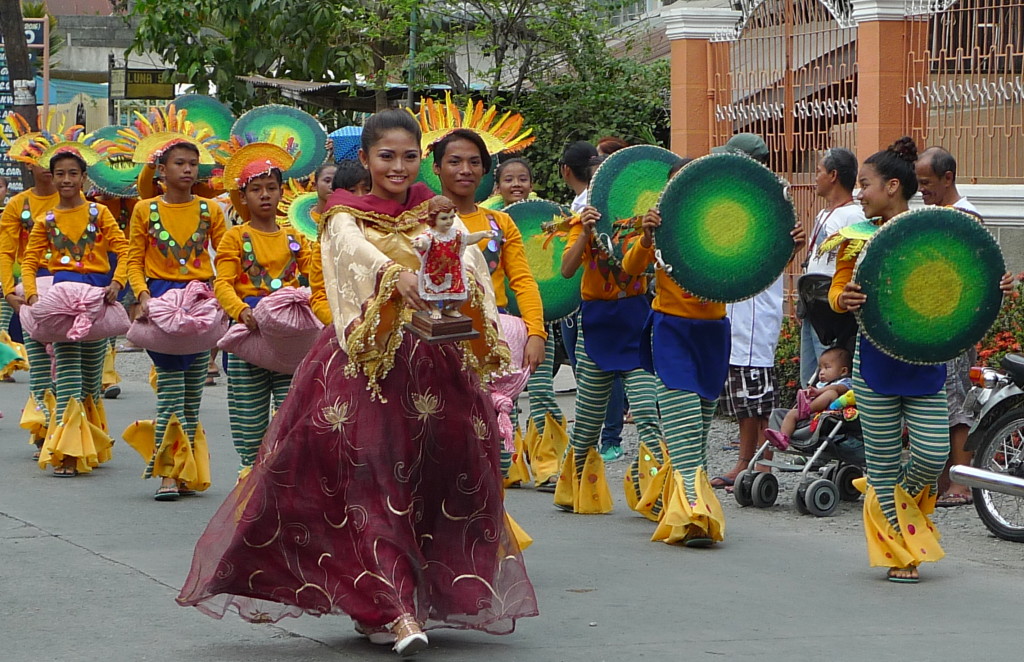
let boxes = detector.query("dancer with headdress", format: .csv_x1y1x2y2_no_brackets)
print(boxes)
177,109,537,656
19,132,128,477
411,96,549,487
116,106,228,501
214,138,325,470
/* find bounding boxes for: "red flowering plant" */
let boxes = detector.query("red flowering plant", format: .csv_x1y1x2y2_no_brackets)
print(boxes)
774,315,802,406
976,272,1024,367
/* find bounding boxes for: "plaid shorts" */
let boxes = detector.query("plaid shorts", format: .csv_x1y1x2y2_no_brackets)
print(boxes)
720,365,779,419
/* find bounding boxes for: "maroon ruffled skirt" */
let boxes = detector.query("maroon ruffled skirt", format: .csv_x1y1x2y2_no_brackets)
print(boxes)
177,326,538,633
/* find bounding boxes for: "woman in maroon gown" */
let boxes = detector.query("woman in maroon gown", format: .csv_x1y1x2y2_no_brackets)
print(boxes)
177,110,538,656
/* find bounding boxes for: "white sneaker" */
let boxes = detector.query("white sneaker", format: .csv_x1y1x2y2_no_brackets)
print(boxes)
392,614,428,657
354,621,396,646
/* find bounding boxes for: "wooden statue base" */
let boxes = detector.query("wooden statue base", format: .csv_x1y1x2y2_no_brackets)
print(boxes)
404,310,480,345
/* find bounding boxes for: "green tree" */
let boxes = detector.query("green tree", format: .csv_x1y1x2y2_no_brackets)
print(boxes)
124,0,446,111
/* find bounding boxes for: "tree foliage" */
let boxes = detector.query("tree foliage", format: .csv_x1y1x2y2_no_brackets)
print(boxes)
126,0,446,111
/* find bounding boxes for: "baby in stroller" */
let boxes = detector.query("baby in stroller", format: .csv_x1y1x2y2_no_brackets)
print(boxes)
765,347,853,451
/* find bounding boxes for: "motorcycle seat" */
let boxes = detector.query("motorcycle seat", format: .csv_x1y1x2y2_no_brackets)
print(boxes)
1000,353,1024,387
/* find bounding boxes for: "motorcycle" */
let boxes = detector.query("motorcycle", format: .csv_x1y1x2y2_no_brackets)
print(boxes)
951,353,1024,542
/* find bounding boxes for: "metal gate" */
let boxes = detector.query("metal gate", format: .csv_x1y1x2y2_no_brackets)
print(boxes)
709,0,859,295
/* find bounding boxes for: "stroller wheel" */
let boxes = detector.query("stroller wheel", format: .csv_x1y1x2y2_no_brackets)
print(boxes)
835,465,863,502
733,470,754,507
794,483,810,515
751,472,779,508
804,479,839,517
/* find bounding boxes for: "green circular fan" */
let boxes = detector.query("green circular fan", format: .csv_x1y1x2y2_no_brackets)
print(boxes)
287,192,319,241
231,105,328,180
656,153,796,302
88,125,141,198
590,145,682,261
503,199,580,322
855,207,1005,364
172,94,234,140
414,152,494,203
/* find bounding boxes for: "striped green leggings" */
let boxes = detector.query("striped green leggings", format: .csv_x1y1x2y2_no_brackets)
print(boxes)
527,329,562,434
25,337,53,404
145,352,209,478
568,324,662,477
0,299,11,332
659,385,718,495
52,339,106,421
226,353,292,468
852,350,950,527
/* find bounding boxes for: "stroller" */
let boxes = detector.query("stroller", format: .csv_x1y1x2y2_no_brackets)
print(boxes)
732,392,866,517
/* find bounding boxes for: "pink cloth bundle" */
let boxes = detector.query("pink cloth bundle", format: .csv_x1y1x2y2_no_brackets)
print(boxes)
19,281,130,343
126,281,227,354
490,314,531,453
14,275,53,300
217,287,324,375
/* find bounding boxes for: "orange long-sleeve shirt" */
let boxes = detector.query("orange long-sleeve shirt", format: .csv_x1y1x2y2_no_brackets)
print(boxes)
213,223,323,322
127,196,227,297
621,241,725,320
305,239,332,325
562,223,648,302
21,202,129,299
460,207,546,339
828,250,855,313
0,189,60,295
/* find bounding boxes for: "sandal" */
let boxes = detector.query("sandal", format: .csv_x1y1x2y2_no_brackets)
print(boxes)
936,492,973,507
177,482,197,497
53,465,79,478
887,567,919,583
154,485,180,501
391,614,428,657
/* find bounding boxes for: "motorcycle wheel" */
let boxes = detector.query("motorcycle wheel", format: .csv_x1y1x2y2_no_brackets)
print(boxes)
971,410,1024,543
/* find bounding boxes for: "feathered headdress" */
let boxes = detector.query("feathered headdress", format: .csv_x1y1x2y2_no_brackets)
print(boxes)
0,111,99,166
217,133,299,221
110,104,223,165
409,92,535,155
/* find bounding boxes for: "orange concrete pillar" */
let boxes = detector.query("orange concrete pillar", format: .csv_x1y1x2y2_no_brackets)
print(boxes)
664,7,742,157
853,0,912,162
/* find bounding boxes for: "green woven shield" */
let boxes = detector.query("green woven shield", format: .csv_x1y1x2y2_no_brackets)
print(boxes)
657,153,796,302
590,145,682,260
415,152,494,203
172,94,234,140
231,105,328,181
503,199,580,322
286,192,319,241
88,125,141,198
855,207,1004,364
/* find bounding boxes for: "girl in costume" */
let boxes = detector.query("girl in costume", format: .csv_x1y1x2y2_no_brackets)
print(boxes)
121,112,228,501
177,110,537,656
214,140,323,470
557,141,628,469
21,145,129,477
492,158,564,486
311,163,337,216
827,137,1012,582
627,161,804,546
423,121,551,488
556,171,663,515
1,117,68,453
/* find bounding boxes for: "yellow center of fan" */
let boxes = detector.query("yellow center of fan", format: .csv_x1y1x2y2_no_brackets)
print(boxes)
703,200,751,256
526,235,557,280
904,260,961,319
633,190,660,217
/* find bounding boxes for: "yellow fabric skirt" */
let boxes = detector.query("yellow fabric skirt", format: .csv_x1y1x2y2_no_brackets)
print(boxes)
856,477,944,568
123,416,212,491
37,396,113,474
647,465,725,545
553,447,613,514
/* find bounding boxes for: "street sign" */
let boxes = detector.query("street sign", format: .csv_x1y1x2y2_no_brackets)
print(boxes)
0,45,27,202
124,68,174,100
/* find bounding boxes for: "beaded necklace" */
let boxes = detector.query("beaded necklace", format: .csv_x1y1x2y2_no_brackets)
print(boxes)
46,203,100,269
147,198,212,275
239,229,302,294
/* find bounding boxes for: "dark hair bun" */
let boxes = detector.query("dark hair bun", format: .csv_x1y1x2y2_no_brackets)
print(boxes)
888,136,918,164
